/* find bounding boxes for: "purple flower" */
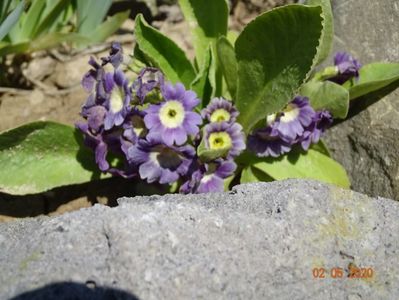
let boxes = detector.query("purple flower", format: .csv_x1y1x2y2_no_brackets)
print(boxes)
180,160,236,194
132,67,164,103
127,139,195,184
120,109,148,157
203,122,246,158
75,123,110,171
271,96,315,142
247,126,293,158
330,52,362,85
84,105,107,133
144,82,202,146
299,110,333,150
201,97,239,123
101,42,123,68
103,69,131,130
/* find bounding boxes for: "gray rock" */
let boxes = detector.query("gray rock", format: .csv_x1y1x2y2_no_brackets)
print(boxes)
1,180,399,299
324,0,399,199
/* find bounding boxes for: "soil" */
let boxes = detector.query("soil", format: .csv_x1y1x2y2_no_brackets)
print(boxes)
0,0,294,221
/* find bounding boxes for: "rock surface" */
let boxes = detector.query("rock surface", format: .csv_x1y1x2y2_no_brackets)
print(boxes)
1,180,398,299
324,0,399,200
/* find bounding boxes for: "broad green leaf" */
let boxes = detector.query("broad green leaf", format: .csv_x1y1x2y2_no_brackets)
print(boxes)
342,62,399,100
0,121,108,195
235,5,323,133
240,166,273,184
0,0,24,41
305,0,333,65
190,46,212,104
248,149,350,188
84,11,129,45
134,14,196,87
300,80,349,118
217,36,238,99
178,0,228,67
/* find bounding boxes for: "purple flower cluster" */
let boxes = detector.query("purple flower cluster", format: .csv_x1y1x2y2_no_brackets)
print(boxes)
77,44,245,193
248,96,332,157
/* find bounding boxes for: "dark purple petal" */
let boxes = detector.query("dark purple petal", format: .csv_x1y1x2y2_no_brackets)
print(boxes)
215,160,237,178
82,70,96,92
87,106,107,132
103,73,115,93
247,127,293,158
330,52,362,85
95,141,109,171
101,42,123,69
197,174,224,193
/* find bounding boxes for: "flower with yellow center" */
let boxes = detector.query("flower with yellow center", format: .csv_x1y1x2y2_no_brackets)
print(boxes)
202,97,239,124
103,70,131,130
210,109,231,123
208,132,232,151
144,82,202,146
268,96,315,142
159,100,185,128
203,122,246,159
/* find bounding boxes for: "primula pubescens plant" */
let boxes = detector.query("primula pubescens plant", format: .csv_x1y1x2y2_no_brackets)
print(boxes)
1,0,399,195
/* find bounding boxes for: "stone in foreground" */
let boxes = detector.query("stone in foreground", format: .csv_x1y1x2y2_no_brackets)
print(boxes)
1,180,398,299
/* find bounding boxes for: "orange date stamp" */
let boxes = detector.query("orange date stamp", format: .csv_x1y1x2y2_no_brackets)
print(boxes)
312,264,374,279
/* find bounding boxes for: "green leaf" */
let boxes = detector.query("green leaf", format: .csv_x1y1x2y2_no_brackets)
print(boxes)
0,41,29,56
300,80,349,118
217,36,238,99
240,166,273,184
0,121,108,195
0,0,24,41
83,11,129,45
76,0,112,36
0,32,90,56
227,30,239,45
223,175,235,191
134,14,196,87
20,0,46,40
248,149,350,188
235,5,323,133
190,45,212,104
342,62,399,100
305,0,333,65
178,0,228,67
310,140,331,157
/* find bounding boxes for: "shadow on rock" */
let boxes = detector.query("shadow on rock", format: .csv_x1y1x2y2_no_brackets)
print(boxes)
10,281,140,300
